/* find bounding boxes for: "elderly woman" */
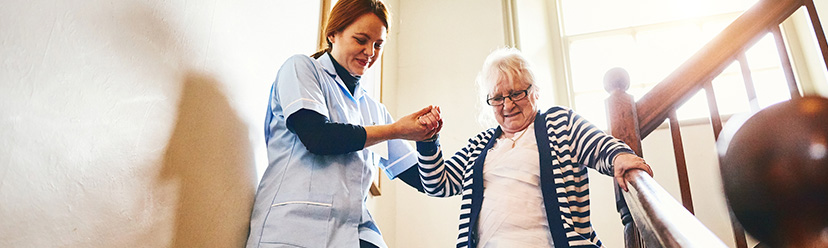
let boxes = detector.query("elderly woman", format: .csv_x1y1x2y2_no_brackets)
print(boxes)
416,48,652,248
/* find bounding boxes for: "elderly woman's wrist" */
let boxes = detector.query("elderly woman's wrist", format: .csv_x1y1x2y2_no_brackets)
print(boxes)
610,149,635,164
416,134,440,156
420,133,439,142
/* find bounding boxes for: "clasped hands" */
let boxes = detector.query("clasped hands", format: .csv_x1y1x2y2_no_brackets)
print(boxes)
393,105,443,141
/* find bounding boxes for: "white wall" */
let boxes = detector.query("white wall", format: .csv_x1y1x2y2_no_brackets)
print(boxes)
0,0,319,247
367,0,509,247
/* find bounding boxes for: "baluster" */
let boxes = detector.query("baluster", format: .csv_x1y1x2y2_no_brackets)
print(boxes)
703,83,723,140
667,110,694,214
736,54,761,112
704,82,749,248
804,0,828,72
604,67,643,248
770,26,801,98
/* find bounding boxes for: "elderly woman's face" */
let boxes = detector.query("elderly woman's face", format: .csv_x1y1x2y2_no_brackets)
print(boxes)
490,76,537,134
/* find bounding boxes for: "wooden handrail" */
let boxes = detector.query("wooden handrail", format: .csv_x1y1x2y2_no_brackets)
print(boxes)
606,68,729,247
604,0,822,247
603,0,826,247
635,0,804,137
622,170,728,248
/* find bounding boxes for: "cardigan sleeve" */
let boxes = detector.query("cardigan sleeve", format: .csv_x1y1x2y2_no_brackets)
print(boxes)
415,129,494,197
557,108,634,176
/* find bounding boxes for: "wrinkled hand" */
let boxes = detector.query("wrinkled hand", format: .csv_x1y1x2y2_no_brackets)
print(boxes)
418,106,442,140
394,105,442,141
613,153,654,192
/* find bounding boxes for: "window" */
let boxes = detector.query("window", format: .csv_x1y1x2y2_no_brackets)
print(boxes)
518,0,793,130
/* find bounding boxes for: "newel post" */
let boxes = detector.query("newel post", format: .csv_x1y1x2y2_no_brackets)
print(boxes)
604,67,643,248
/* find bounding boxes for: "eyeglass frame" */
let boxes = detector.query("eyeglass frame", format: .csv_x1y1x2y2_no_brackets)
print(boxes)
486,85,533,106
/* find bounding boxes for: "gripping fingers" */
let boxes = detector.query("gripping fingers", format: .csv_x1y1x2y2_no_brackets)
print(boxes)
616,173,628,192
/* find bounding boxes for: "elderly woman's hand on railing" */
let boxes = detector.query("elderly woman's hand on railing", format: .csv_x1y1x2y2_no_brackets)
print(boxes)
613,153,653,191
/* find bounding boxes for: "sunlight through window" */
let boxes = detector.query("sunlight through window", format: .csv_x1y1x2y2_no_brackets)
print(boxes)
527,0,795,130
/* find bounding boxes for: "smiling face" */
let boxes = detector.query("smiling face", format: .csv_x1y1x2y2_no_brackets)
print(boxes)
490,73,538,135
328,13,386,76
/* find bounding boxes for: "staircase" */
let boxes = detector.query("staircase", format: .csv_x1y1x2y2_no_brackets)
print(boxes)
603,0,828,247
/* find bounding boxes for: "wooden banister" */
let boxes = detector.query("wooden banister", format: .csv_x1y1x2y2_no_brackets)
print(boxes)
604,0,825,247
623,170,728,248
606,67,728,248
635,0,804,137
604,67,643,248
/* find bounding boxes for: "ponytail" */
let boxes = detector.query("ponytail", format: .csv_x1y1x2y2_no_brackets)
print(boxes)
311,47,330,59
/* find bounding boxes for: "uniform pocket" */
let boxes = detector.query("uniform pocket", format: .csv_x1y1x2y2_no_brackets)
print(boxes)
259,193,333,248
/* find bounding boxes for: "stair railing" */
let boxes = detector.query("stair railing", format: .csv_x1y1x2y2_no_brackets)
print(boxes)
604,0,828,247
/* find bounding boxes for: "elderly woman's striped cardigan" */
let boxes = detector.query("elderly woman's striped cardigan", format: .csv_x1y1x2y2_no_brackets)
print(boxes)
416,107,633,248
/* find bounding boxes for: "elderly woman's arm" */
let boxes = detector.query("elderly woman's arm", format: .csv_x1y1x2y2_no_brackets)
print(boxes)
415,138,458,197
415,130,494,197
561,108,652,191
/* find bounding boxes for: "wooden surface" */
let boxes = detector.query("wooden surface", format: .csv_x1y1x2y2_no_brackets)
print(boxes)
718,96,828,248
805,0,828,73
667,111,694,215
703,82,747,248
770,26,801,99
605,67,643,155
623,170,729,248
605,67,644,248
602,1,823,246
736,54,761,112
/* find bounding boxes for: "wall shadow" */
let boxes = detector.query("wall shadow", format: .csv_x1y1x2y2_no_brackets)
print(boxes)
57,1,259,246
161,72,257,247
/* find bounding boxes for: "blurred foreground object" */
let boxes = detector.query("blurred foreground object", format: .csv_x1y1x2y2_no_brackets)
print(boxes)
718,96,828,248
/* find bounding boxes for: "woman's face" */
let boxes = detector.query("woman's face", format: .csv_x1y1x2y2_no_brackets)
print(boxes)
490,76,538,134
329,13,386,76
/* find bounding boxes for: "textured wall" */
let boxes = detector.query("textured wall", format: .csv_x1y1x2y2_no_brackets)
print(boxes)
0,0,318,247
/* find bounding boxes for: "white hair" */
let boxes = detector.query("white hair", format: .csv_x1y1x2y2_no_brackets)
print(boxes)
475,47,541,127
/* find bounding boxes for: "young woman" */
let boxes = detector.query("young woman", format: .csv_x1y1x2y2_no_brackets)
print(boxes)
246,1,440,247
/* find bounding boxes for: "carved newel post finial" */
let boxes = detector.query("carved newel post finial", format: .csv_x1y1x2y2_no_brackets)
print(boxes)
717,96,828,248
602,67,642,248
604,67,630,93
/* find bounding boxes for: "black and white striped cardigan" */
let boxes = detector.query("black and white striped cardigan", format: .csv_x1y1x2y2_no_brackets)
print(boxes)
416,106,634,248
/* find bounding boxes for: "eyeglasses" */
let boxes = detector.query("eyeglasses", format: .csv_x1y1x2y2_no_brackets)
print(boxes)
486,85,532,106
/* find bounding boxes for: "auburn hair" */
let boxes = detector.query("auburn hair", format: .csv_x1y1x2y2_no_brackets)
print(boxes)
311,0,390,59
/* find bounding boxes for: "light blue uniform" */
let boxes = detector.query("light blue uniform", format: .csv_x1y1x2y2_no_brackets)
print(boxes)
246,53,417,248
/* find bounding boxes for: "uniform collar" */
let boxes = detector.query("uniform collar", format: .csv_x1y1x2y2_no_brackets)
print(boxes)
317,53,366,102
